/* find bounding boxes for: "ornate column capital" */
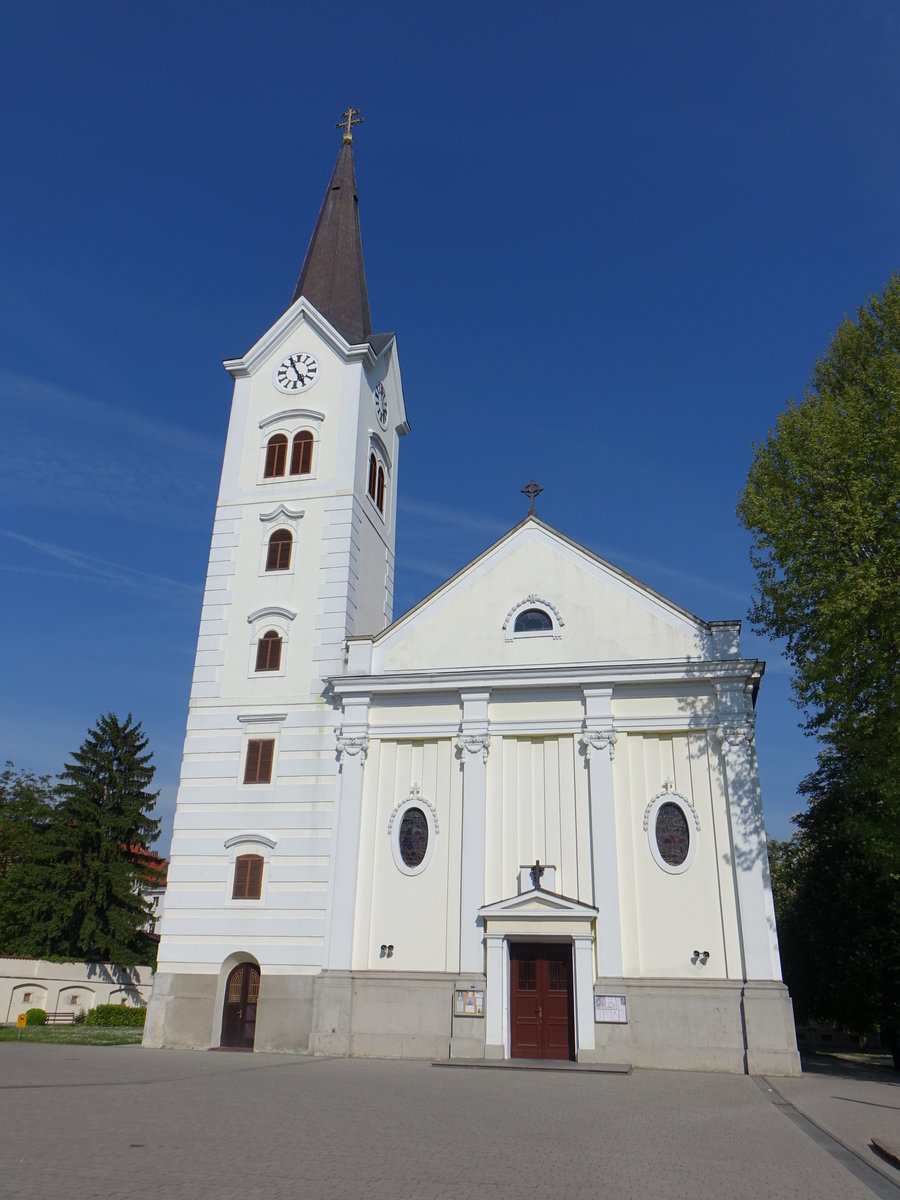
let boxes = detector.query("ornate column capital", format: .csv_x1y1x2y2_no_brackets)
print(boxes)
714,720,755,755
336,732,369,763
456,733,490,764
581,730,617,761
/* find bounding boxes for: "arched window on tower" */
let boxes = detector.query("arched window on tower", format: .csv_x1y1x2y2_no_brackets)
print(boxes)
290,431,313,475
264,434,288,478
376,466,385,514
265,528,292,572
367,452,378,501
255,630,282,672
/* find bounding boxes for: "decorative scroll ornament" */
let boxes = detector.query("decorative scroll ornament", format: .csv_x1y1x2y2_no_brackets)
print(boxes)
502,594,565,641
714,720,755,754
581,730,617,761
336,732,369,763
387,783,440,835
456,733,491,764
642,786,701,833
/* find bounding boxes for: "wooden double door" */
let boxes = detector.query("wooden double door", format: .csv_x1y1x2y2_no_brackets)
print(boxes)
509,942,575,1061
220,964,260,1049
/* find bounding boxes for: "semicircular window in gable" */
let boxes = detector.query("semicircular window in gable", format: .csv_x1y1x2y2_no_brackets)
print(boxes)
514,608,553,633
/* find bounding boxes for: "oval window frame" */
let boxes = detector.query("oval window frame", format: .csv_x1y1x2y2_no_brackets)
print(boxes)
646,792,697,876
390,798,436,877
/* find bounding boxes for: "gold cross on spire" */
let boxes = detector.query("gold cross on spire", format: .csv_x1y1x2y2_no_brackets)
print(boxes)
336,106,364,144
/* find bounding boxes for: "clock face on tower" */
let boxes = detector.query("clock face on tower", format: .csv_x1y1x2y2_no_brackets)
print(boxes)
374,382,388,429
274,351,320,394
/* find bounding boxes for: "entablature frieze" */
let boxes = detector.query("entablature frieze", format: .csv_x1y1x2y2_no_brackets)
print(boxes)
329,659,764,700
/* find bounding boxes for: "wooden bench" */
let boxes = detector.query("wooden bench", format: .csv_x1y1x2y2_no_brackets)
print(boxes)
43,1012,77,1025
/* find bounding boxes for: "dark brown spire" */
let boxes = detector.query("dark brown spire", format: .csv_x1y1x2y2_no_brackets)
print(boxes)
291,141,373,346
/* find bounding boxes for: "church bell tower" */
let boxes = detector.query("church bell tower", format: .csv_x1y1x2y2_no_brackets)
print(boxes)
144,112,409,1051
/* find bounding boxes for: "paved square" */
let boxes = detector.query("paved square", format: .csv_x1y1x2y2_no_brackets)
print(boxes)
1,1046,895,1199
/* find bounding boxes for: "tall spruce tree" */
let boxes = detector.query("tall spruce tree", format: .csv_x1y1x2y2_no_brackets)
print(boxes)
29,713,160,963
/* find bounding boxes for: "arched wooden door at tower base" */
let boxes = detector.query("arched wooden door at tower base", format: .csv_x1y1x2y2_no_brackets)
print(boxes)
220,964,260,1049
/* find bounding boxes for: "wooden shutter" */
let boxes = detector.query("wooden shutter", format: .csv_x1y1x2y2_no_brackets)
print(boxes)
244,739,275,783
368,453,377,499
376,466,385,513
255,631,282,672
232,854,264,899
266,529,292,571
290,432,313,475
264,435,288,478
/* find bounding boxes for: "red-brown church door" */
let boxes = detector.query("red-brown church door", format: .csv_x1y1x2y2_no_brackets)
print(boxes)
509,942,575,1061
220,964,260,1049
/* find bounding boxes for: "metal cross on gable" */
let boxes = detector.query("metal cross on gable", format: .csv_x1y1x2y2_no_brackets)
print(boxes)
530,859,546,890
337,106,364,143
522,479,543,516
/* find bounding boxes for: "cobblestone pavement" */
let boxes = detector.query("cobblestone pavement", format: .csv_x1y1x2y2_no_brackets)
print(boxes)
1,1046,896,1200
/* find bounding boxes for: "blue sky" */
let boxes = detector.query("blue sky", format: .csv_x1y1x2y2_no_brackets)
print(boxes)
2,2,898,853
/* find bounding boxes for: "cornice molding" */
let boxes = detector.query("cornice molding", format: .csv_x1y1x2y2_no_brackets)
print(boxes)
224,833,277,850
236,712,288,725
247,606,297,625
258,504,305,524
223,298,380,379
258,408,325,431
330,659,765,698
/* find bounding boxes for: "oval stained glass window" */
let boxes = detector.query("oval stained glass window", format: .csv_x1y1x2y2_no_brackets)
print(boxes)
655,802,690,867
398,807,429,868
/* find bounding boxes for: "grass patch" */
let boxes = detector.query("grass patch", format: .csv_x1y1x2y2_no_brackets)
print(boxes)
0,1025,143,1046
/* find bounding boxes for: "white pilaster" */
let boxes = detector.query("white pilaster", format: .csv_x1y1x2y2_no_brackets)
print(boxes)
325,695,370,970
582,686,623,978
456,691,490,975
484,932,506,1054
715,700,782,981
573,932,596,1055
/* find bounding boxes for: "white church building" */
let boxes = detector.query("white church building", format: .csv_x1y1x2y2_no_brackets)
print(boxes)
143,115,800,1075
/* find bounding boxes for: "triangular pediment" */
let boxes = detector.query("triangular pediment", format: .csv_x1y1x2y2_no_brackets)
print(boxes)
479,888,598,921
356,517,728,674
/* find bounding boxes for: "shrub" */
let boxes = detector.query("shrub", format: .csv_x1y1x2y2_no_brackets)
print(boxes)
72,1009,87,1025
83,1004,146,1028
25,1008,47,1026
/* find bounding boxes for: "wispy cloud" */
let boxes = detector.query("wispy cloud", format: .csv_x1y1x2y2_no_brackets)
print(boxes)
0,530,198,596
0,369,220,529
399,496,509,539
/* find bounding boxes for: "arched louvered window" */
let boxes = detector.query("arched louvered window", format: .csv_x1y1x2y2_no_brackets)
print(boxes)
264,434,288,478
514,608,553,633
255,630,282,672
367,452,378,500
265,528,292,572
290,431,313,475
232,854,264,899
376,466,385,513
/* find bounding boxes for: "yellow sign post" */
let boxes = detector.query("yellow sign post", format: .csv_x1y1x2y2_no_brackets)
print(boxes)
16,1012,27,1039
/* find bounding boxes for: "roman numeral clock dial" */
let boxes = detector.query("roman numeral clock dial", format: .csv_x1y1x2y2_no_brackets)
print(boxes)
274,351,319,393
374,382,388,429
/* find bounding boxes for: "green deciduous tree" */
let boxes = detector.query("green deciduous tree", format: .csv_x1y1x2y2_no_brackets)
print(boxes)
743,274,900,1065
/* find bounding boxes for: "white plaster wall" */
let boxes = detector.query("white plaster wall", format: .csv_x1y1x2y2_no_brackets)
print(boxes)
616,731,743,981
352,739,462,973
1,960,153,1022
484,735,593,907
